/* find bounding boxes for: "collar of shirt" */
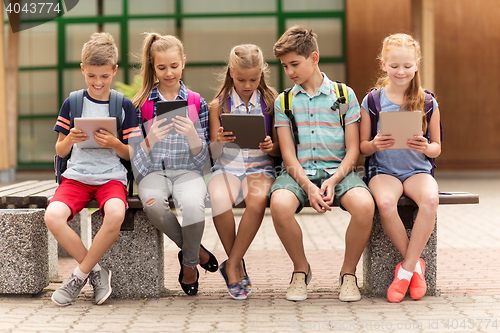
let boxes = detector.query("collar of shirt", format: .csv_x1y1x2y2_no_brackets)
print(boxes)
292,72,333,98
230,88,260,108
148,81,188,102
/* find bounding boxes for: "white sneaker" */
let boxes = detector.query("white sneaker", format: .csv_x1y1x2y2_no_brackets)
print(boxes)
286,266,312,301
339,273,361,302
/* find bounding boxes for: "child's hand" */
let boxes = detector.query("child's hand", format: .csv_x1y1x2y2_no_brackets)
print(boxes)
307,185,331,214
148,117,173,147
319,178,337,206
216,126,235,144
67,127,89,144
94,129,120,149
259,136,273,153
172,115,197,139
407,132,428,153
373,132,394,151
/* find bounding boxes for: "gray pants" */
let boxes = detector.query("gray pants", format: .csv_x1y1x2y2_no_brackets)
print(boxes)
138,169,206,267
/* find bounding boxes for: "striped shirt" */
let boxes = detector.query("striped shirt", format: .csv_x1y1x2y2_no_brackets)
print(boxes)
133,82,210,177
53,90,141,186
212,89,274,177
274,73,360,173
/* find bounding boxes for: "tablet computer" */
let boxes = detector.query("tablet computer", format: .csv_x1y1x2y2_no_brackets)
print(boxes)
220,114,267,149
74,117,117,149
156,100,187,127
379,111,422,149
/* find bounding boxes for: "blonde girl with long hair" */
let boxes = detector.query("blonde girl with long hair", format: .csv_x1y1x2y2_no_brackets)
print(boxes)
208,44,279,299
360,33,442,303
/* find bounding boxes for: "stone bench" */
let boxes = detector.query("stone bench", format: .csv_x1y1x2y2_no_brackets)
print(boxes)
0,180,479,299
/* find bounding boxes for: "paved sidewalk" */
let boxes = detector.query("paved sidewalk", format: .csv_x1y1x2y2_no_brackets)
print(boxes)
1,170,499,332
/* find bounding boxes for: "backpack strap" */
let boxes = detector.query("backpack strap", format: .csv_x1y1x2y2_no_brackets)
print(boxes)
109,89,125,140
280,88,299,150
186,89,201,123
69,89,85,126
363,88,382,184
332,81,349,131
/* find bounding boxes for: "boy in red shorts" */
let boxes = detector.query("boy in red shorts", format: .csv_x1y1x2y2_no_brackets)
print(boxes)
45,32,140,306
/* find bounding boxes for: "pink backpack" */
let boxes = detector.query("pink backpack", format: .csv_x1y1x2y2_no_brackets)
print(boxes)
141,89,201,133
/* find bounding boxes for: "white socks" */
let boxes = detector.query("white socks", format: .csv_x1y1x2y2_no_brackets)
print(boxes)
397,265,413,281
414,260,422,274
73,266,89,281
74,263,101,281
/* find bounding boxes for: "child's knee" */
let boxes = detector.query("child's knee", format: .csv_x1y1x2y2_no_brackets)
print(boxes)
270,190,296,218
44,202,70,230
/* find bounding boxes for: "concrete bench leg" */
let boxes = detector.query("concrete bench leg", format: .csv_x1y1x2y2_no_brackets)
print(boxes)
91,210,164,299
0,209,49,294
363,207,437,297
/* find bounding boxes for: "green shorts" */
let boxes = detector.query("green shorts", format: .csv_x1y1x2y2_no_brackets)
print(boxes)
269,169,370,213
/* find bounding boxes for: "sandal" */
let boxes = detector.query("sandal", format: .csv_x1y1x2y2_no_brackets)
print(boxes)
199,244,219,273
178,251,199,296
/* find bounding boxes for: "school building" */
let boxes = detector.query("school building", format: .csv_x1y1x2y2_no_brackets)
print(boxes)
0,0,498,179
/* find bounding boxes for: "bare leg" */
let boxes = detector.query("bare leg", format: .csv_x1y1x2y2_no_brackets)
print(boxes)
401,174,439,271
339,187,374,275
225,173,274,285
270,189,309,273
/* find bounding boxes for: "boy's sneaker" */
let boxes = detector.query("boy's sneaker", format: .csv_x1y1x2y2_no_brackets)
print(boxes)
339,273,361,302
286,267,312,301
51,274,87,306
89,267,112,305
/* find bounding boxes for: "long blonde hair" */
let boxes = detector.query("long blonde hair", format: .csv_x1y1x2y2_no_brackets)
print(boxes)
375,33,428,132
214,44,277,116
132,33,184,110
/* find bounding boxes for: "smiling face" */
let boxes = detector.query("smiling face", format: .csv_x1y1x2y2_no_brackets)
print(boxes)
153,48,185,93
81,64,117,101
279,51,317,87
230,66,261,100
382,46,419,89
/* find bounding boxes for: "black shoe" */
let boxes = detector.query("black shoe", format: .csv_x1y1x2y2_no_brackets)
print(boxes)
178,251,199,296
199,244,219,273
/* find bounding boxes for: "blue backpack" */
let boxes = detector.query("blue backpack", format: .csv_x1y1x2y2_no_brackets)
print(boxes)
363,88,443,183
54,89,134,196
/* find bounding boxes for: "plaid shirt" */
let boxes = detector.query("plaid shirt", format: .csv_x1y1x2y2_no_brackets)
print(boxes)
133,82,210,177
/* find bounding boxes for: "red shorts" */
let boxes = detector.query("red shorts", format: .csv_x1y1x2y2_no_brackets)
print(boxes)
50,177,128,221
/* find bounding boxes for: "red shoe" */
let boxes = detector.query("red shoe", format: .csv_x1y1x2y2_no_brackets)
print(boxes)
409,258,426,300
387,262,410,303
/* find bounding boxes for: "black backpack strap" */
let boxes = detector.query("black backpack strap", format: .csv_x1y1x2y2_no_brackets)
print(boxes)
281,88,299,151
363,89,382,184
109,89,125,140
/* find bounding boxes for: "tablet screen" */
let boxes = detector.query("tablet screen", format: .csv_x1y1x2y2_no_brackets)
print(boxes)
156,100,187,127
220,114,267,149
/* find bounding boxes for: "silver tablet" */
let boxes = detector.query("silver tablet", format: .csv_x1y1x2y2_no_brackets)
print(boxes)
74,117,117,149
379,111,422,149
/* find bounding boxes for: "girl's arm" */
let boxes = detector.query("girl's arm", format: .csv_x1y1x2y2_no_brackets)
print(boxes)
259,121,280,157
359,106,395,155
407,107,441,158
208,100,234,159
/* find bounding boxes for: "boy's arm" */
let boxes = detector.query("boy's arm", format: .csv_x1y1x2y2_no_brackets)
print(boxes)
55,129,88,157
329,121,359,183
278,126,330,213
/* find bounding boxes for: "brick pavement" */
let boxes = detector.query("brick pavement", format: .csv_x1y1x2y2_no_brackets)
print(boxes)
1,170,499,332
